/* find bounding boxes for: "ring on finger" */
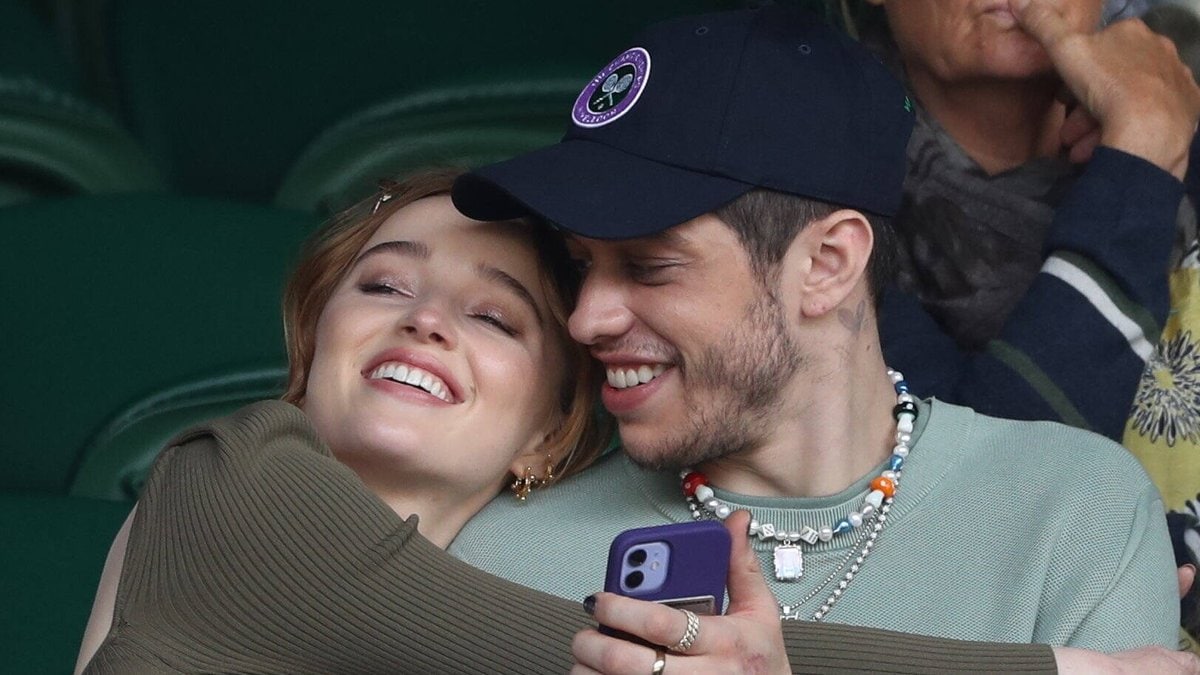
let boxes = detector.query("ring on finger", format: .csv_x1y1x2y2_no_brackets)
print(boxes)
651,648,667,675
668,609,700,653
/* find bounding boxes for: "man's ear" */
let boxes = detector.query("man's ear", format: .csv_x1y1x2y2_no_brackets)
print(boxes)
783,209,874,319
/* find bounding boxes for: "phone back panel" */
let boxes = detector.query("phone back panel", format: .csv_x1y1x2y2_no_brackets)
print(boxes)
603,520,730,615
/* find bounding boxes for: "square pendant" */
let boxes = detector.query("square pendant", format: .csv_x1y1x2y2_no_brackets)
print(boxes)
774,544,803,581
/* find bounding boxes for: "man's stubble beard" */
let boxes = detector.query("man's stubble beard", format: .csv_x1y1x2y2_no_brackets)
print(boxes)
623,290,804,471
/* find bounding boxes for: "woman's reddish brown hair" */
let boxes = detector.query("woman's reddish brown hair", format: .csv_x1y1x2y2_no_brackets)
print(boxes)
281,168,612,484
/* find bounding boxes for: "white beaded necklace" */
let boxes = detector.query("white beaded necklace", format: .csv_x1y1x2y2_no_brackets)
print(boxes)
680,368,915,621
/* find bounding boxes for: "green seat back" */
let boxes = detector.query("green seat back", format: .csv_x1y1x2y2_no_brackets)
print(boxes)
70,367,286,501
0,1,162,205
94,0,742,201
0,491,131,674
0,194,318,493
277,79,580,213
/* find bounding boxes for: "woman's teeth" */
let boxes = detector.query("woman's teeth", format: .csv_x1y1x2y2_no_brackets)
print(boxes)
369,362,453,402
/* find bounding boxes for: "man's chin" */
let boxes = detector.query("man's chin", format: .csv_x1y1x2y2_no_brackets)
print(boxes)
619,430,727,472
617,429,684,471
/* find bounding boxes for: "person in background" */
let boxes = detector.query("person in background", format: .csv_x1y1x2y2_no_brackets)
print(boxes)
845,0,1200,439
850,0,1200,639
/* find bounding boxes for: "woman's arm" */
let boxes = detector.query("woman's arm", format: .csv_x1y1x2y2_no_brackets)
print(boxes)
79,401,1063,673
74,508,134,675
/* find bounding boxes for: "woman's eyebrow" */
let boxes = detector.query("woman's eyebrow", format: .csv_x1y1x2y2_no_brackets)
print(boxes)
476,264,543,324
353,240,430,266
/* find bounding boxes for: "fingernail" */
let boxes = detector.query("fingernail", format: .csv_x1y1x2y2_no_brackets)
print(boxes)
583,594,597,615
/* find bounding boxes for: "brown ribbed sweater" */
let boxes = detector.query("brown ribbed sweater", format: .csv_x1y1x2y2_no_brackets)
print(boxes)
83,401,1057,674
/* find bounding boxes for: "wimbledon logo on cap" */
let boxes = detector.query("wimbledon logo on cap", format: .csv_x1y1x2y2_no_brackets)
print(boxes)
572,47,651,128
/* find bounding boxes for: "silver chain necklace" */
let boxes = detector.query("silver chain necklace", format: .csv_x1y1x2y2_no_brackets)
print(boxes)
680,368,915,621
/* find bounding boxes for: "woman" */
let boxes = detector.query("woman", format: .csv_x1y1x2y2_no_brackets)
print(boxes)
76,169,1076,674
76,169,612,672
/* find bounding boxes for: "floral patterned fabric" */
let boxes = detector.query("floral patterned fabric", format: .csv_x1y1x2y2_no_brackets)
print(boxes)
1127,241,1200,507
1125,240,1200,647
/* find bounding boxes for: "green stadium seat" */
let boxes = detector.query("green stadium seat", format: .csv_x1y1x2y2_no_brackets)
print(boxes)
70,367,286,501
0,1,161,206
277,2,840,213
0,490,131,674
64,0,743,202
277,79,580,213
0,194,318,494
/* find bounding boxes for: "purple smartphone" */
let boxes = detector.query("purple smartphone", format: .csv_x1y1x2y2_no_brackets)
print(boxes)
603,521,730,618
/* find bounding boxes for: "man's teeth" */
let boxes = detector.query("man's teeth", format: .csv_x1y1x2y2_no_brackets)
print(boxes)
368,362,453,402
606,364,667,389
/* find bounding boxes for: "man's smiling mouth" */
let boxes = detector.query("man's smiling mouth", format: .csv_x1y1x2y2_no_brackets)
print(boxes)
606,364,668,389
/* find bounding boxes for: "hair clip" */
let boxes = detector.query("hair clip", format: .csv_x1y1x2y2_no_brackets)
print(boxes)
371,178,402,214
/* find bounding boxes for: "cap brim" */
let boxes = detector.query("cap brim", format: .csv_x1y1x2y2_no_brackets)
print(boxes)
452,140,754,240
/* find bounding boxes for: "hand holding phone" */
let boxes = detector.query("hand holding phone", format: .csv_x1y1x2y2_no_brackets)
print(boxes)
575,512,792,674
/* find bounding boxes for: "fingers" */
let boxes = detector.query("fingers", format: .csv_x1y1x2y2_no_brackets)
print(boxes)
1066,129,1101,164
1009,0,1073,51
1180,563,1197,598
1181,649,1200,675
1061,105,1101,164
1060,106,1098,146
1056,645,1200,675
723,510,778,617
572,628,668,675
1129,646,1200,675
1010,0,1200,176
588,592,707,653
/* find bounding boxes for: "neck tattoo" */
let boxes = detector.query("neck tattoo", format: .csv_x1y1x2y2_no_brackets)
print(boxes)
680,368,916,621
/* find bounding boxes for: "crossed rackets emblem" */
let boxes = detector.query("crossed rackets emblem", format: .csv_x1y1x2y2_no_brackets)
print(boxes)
590,70,635,112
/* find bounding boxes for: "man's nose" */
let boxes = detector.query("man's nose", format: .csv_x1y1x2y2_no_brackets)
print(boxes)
568,274,634,346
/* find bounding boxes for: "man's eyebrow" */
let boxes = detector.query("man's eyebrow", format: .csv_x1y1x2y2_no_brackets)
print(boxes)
353,240,431,266
640,228,688,248
565,228,688,250
476,264,543,324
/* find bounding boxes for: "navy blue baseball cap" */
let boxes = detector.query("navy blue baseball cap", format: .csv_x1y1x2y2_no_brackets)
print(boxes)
452,6,914,240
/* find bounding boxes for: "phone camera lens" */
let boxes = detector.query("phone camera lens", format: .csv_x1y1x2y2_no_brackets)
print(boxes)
627,548,648,567
624,570,644,589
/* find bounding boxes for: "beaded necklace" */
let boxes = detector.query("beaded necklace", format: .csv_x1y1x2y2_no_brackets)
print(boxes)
681,368,916,621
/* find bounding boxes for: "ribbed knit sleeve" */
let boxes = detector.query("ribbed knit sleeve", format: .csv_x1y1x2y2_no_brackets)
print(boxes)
83,401,1057,674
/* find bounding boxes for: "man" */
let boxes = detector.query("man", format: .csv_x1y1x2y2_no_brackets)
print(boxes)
450,2,1176,654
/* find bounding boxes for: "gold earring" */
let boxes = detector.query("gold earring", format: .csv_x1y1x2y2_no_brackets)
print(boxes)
512,467,537,502
511,454,555,502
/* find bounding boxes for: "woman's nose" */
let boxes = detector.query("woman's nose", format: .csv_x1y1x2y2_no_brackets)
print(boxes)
401,302,457,349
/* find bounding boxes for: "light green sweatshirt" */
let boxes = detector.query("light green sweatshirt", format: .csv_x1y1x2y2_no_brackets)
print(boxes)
452,398,1177,650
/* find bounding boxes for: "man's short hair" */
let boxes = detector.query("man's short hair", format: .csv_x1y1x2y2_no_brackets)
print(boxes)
715,189,897,303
